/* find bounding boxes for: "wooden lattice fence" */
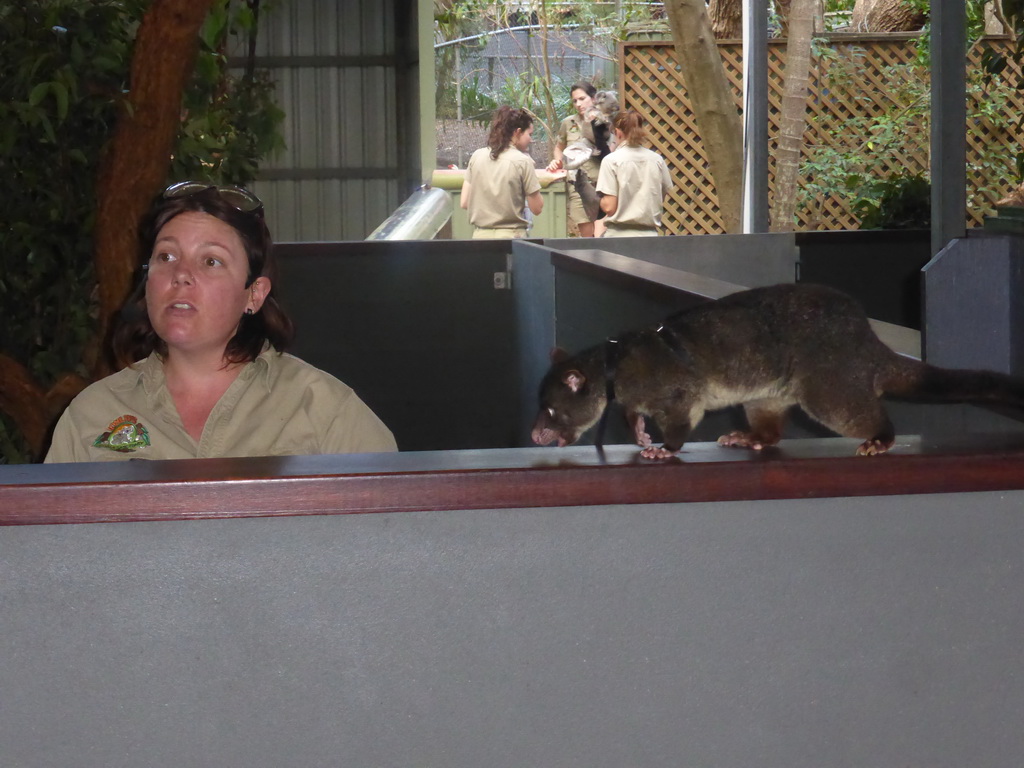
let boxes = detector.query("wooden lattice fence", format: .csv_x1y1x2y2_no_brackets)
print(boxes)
621,34,1023,235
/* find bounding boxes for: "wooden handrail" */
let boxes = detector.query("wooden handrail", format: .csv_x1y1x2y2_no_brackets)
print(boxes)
5,434,1024,526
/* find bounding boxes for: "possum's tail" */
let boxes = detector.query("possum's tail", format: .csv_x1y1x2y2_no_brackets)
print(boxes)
884,358,1024,409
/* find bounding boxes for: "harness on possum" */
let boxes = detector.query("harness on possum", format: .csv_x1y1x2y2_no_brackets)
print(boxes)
593,338,621,450
593,324,690,449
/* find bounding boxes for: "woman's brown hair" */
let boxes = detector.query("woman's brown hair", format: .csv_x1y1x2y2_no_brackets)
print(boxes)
612,109,647,147
486,106,533,160
111,185,295,368
569,81,597,100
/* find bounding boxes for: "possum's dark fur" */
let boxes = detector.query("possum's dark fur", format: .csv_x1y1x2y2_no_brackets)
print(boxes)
574,168,603,221
531,283,1024,458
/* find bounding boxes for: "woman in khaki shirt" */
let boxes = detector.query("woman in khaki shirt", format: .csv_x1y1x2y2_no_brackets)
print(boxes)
596,110,673,238
460,106,550,239
46,183,396,462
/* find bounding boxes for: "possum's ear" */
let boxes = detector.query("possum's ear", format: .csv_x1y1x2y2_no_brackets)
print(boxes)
550,347,571,364
563,370,586,392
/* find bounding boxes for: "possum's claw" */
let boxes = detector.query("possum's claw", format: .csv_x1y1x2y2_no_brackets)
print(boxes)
717,431,774,450
856,438,893,456
640,445,679,460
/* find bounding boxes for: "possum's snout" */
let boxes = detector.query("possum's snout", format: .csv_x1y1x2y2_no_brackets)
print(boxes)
531,412,578,446
531,424,560,446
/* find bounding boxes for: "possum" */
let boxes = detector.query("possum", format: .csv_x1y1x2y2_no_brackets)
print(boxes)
530,283,1024,459
574,168,603,221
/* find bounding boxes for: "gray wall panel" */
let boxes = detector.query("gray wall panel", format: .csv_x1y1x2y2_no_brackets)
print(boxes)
512,241,557,443
544,232,798,287
924,232,1024,375
4,491,1024,767
274,240,519,451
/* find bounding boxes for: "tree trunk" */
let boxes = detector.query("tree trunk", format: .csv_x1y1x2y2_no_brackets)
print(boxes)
776,0,792,37
0,354,88,460
536,0,560,157
776,0,826,40
770,0,816,232
708,0,743,39
985,1,1006,35
92,0,216,373
850,0,928,32
664,0,744,233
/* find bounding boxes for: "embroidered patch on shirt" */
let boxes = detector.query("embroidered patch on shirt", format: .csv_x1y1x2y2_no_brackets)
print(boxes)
94,414,151,452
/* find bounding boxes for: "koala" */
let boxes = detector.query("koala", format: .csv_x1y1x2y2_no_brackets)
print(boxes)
585,90,620,126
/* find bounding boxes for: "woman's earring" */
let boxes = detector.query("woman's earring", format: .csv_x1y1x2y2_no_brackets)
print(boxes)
245,308,254,315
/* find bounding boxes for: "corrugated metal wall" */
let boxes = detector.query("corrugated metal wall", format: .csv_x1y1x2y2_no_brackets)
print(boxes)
244,0,420,242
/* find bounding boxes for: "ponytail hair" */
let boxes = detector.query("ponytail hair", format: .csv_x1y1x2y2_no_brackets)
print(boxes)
487,106,533,159
612,109,647,147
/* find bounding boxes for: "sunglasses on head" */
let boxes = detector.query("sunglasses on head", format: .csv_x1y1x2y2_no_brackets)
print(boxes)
162,181,264,217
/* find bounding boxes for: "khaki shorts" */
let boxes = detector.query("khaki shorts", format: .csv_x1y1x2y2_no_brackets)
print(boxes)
566,179,589,227
472,227,527,239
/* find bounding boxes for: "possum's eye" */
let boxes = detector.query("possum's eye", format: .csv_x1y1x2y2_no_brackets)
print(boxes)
547,407,556,418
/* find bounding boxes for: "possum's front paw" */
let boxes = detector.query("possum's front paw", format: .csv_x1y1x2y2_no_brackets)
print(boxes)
856,438,893,456
717,431,772,450
640,445,678,460
631,416,652,447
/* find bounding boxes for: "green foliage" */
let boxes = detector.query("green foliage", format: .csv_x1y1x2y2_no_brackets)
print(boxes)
914,2,1024,180
800,53,926,225
173,0,286,183
914,0,997,68
800,48,1020,228
0,0,143,388
436,73,497,123
975,0,1024,180
434,4,488,126
0,0,140,462
492,72,573,144
853,171,931,229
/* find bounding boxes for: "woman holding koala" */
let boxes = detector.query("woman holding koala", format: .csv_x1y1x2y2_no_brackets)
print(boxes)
545,82,615,237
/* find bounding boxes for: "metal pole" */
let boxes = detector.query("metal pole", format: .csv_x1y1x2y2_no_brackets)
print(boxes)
930,1,967,256
742,0,770,233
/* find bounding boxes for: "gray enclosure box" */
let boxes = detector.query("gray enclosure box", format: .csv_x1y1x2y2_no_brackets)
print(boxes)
923,231,1024,374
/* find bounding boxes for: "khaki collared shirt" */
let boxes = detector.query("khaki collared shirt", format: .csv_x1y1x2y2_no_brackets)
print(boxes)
595,145,672,232
45,348,397,462
556,114,602,178
464,145,541,230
